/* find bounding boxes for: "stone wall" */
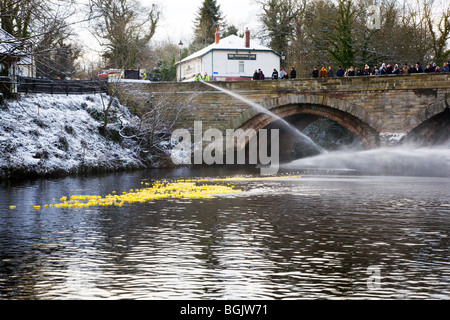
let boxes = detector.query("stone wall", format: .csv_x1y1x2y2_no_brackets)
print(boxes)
116,73,450,147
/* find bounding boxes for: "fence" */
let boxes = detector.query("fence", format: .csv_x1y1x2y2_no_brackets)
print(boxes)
17,77,108,95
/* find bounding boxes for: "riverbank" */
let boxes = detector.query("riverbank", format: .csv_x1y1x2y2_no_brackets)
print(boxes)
0,94,171,180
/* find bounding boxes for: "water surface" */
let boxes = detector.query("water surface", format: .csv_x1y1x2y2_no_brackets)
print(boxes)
0,167,449,299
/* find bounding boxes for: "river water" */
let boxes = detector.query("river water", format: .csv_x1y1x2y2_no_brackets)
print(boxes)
0,162,448,300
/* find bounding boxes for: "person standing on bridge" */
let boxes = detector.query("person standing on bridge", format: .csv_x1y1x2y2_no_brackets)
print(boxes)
203,72,210,81
272,69,279,80
347,66,355,77
259,69,265,80
290,67,297,79
336,66,345,77
425,64,433,73
327,66,334,78
312,67,319,78
253,70,259,80
392,64,400,75
402,63,409,74
319,67,327,78
415,63,423,73
373,65,380,75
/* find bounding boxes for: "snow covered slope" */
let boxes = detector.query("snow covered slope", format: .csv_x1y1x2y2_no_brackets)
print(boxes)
0,94,145,179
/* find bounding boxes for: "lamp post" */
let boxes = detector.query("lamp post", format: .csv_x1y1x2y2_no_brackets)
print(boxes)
178,40,183,82
281,52,286,69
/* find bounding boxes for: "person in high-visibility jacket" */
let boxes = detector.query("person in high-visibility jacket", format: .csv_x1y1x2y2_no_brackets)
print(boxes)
203,72,210,81
194,73,201,81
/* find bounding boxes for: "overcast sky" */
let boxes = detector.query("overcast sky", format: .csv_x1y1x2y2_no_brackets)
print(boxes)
154,0,262,42
80,0,263,61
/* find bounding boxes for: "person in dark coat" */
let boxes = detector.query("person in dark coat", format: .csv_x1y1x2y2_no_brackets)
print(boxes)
327,66,334,77
415,63,423,73
336,66,345,77
386,64,393,74
259,69,265,80
272,69,279,80
347,67,355,76
312,67,319,78
290,67,297,79
392,64,400,74
253,70,259,80
424,64,433,73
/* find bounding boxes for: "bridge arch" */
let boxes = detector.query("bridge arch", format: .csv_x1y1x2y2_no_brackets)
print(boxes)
404,101,450,145
229,95,383,148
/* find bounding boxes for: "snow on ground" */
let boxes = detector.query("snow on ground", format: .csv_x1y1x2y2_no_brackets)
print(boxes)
0,94,145,179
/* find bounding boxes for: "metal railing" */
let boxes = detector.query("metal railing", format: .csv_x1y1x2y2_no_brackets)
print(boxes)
17,77,108,95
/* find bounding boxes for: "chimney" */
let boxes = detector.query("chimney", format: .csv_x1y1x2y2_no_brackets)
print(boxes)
244,27,250,48
215,28,220,44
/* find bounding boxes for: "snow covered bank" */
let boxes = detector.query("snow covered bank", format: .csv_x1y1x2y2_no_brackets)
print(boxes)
0,94,148,180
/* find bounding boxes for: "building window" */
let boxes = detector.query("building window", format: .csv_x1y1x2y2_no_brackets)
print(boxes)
239,61,244,73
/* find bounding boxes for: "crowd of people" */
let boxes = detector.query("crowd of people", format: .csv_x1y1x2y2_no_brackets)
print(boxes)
252,60,450,81
311,61,450,78
253,67,297,80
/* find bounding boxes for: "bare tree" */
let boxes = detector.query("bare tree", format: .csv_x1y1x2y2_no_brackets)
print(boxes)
1,0,93,79
89,0,161,69
424,0,450,65
0,0,36,38
106,81,194,158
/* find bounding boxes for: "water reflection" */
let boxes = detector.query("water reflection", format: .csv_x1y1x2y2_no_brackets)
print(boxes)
0,169,449,299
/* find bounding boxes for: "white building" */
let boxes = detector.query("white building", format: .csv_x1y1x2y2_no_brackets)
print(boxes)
176,28,280,82
0,28,35,78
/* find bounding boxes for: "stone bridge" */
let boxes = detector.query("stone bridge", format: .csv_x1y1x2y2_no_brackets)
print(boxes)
117,73,450,153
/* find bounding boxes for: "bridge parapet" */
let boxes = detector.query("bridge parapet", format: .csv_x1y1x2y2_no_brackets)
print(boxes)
116,73,450,148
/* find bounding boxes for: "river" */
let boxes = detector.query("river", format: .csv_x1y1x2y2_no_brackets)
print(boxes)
0,163,448,300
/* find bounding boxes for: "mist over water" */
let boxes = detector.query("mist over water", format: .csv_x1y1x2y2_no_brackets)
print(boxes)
282,144,450,177
199,81,450,177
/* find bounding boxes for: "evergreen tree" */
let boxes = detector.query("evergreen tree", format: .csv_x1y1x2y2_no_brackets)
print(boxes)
222,25,239,37
325,0,356,69
259,0,300,55
169,52,177,80
192,0,224,50
161,60,169,81
150,58,163,81
160,53,177,81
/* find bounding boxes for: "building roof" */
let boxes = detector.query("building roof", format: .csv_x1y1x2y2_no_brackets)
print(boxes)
0,28,33,65
0,28,23,55
177,34,280,65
